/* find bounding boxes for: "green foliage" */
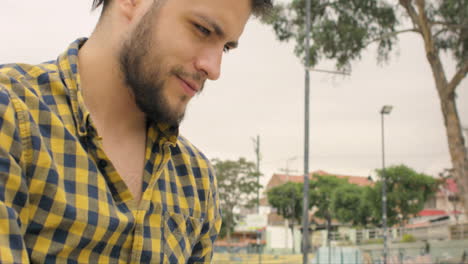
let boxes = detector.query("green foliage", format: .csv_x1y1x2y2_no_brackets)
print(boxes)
266,165,437,238
370,164,439,226
401,233,416,243
309,175,349,221
213,158,262,239
267,182,303,224
432,0,468,66
263,0,468,217
331,184,374,227
263,0,467,71
265,0,397,71
219,211,237,239
267,181,303,251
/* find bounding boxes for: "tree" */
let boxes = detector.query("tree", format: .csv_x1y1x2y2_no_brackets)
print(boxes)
264,0,468,214
267,182,303,251
212,158,262,241
309,175,349,247
369,164,439,226
331,184,375,227
219,211,236,240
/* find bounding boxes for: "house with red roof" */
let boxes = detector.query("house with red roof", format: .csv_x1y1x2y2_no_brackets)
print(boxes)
262,170,374,251
264,170,373,228
412,178,465,224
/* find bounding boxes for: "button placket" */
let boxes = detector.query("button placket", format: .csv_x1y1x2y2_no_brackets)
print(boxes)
98,159,108,170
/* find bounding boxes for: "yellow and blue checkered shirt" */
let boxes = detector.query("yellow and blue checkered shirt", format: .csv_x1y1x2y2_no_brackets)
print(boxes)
0,39,221,263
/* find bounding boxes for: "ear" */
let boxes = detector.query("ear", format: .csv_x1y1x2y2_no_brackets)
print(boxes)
115,0,140,21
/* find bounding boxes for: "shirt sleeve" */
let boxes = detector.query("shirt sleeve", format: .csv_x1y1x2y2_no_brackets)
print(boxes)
187,164,222,264
0,87,31,263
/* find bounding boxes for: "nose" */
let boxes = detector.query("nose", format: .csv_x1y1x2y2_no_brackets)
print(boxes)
195,48,222,81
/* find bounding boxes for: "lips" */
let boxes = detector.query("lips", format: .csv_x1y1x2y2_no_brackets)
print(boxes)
177,75,200,97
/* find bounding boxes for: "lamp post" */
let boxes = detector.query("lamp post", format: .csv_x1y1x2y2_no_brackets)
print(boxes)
380,105,392,264
302,0,312,262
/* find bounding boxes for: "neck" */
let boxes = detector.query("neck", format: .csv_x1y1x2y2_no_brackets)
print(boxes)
78,33,146,135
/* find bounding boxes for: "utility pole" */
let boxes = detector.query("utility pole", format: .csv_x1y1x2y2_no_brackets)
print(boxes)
252,135,262,264
301,0,349,261
252,135,261,214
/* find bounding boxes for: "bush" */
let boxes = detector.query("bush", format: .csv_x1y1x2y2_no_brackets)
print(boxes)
401,234,416,243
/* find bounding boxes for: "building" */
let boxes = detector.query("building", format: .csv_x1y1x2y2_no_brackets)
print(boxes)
216,170,467,253
263,170,373,252
416,178,465,224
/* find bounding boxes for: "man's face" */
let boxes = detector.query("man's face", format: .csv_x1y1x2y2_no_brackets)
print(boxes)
119,0,251,126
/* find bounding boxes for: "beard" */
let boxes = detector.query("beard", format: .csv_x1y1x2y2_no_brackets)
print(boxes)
119,3,192,127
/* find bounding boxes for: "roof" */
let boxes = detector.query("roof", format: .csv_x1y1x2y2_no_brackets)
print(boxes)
417,209,447,217
417,209,462,217
266,170,373,190
313,170,373,187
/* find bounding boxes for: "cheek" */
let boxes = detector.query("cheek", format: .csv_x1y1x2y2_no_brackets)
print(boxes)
156,20,197,65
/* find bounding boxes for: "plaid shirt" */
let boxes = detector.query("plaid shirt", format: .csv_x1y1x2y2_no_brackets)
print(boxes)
0,39,221,264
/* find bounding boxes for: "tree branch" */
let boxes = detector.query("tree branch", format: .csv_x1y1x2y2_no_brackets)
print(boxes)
447,61,468,95
399,0,420,28
434,28,449,38
430,21,468,30
415,0,435,51
365,28,419,45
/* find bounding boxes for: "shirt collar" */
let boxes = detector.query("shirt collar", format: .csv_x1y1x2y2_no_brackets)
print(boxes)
57,38,179,145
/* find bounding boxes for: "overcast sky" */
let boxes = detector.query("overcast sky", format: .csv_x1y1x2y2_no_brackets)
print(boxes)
2,1,467,186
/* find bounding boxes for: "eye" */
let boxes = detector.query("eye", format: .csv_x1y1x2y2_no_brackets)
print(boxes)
223,45,231,53
194,24,211,36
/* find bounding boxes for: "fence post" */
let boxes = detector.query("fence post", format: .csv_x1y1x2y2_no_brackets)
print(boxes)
463,222,465,239
341,247,343,264
317,247,320,264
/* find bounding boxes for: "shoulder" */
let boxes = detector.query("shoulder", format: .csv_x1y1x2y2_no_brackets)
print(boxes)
0,61,60,100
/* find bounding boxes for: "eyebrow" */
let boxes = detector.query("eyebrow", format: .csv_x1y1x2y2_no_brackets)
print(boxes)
194,13,239,49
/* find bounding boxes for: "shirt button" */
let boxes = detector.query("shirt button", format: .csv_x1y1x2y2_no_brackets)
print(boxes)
98,159,108,169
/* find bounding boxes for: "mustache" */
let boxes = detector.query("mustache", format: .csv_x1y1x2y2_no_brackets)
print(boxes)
170,66,205,91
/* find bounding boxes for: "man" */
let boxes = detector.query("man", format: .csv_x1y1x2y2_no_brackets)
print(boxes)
0,0,272,263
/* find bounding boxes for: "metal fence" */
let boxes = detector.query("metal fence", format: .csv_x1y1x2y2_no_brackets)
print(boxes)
212,244,468,264
361,246,468,264
212,253,302,264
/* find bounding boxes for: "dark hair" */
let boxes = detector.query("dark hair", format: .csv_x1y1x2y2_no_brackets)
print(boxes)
251,0,273,17
92,0,272,16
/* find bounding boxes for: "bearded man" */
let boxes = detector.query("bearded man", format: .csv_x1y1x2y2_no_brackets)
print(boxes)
0,0,272,262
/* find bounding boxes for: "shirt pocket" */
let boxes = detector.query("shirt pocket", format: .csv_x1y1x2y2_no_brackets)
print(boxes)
163,212,203,263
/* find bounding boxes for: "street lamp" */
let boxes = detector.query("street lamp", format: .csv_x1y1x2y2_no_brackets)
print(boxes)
380,105,392,264
302,0,312,263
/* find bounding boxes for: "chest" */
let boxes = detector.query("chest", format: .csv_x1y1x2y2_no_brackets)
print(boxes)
27,131,205,256
101,133,147,201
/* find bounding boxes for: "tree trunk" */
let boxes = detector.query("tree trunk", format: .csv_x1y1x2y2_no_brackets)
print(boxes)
401,0,468,218
289,222,295,253
439,96,468,217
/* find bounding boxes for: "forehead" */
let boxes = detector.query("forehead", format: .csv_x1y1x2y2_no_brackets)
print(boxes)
158,0,252,39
